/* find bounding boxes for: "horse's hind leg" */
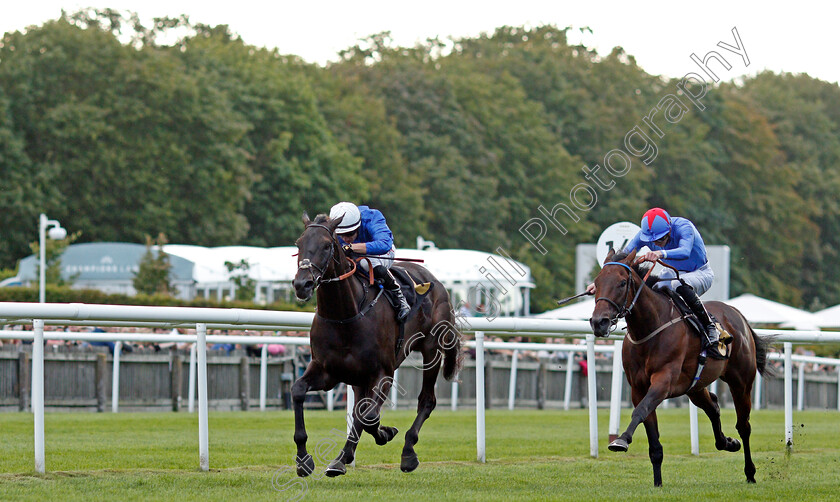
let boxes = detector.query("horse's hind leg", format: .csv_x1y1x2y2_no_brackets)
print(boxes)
400,354,441,473
687,387,741,453
727,376,757,483
291,364,332,477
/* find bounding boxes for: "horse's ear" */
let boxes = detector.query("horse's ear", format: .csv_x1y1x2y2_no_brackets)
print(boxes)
625,249,637,263
302,212,311,227
604,247,616,263
327,213,344,234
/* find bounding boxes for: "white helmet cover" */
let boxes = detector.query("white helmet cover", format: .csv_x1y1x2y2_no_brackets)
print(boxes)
329,202,361,234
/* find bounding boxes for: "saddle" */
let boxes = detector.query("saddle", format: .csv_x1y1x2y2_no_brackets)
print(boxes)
352,262,434,355
385,266,434,357
660,289,732,358
387,266,434,322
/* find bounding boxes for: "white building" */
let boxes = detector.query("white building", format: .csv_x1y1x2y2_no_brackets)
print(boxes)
15,242,535,316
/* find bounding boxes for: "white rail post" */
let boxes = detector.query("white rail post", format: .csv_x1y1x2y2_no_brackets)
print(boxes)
784,342,793,451
197,323,209,471
346,385,355,433
608,340,623,442
451,379,459,411
754,370,762,411
32,319,45,474
112,341,122,413
475,331,486,463
259,344,268,411
346,385,355,467
586,334,598,458
563,350,575,411
508,350,519,410
327,388,335,411
797,362,805,411
390,369,399,410
188,343,196,413
690,402,699,455
836,366,840,412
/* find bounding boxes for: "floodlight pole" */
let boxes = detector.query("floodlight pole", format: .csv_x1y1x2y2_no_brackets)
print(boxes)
39,213,66,303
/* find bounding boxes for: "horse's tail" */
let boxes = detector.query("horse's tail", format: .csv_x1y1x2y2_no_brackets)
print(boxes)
751,326,776,378
441,304,463,381
730,305,776,378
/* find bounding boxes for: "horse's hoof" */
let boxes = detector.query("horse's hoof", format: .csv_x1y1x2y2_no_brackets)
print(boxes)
376,426,399,446
400,453,419,473
325,459,346,477
608,438,629,452
295,454,315,477
725,438,742,452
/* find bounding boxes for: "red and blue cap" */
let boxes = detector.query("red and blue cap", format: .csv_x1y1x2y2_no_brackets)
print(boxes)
640,208,671,241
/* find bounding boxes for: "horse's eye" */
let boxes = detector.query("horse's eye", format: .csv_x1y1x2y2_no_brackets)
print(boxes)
619,280,627,287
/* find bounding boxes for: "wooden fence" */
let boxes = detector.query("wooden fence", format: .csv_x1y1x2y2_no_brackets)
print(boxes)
1,346,837,412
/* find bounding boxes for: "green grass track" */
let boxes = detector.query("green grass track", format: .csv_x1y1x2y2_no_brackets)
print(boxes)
0,409,837,501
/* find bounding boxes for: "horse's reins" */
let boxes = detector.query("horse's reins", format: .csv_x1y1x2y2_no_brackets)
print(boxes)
297,224,382,324
596,258,711,390
594,261,654,332
297,224,358,288
595,259,690,342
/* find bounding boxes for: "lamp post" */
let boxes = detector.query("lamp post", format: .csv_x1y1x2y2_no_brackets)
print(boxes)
38,213,67,303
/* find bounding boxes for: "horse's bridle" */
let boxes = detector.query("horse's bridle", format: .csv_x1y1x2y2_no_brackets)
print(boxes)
297,224,355,289
594,262,646,332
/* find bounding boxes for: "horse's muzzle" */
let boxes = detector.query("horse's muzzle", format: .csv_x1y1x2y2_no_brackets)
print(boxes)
590,316,612,338
293,277,315,301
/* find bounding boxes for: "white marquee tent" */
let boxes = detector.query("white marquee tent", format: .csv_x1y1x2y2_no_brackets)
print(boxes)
726,294,824,330
814,304,840,329
534,292,824,331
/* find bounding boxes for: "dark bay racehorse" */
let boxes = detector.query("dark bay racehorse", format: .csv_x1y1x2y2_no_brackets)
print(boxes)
591,249,772,487
291,213,462,477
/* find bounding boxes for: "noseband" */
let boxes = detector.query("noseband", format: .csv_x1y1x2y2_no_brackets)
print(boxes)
297,224,356,289
594,262,646,332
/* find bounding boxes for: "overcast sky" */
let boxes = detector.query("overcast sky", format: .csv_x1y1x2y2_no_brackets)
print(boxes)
3,1,839,84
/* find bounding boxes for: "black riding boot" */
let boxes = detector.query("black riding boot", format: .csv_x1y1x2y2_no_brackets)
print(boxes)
676,284,725,360
374,265,410,322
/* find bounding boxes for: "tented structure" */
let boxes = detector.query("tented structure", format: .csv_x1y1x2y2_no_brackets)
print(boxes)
726,294,823,330
534,293,823,331
534,298,596,320
14,242,534,315
814,304,840,329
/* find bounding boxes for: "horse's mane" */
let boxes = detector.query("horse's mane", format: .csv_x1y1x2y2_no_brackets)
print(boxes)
609,252,660,289
312,213,330,224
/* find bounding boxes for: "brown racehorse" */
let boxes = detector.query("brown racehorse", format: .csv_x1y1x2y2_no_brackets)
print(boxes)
291,213,462,477
590,249,772,487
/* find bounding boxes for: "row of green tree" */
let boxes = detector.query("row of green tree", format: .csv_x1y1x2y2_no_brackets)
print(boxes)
2,10,838,311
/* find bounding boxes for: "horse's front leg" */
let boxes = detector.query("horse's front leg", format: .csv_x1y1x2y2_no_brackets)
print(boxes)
291,364,330,477
609,371,674,453
326,376,399,478
642,409,664,487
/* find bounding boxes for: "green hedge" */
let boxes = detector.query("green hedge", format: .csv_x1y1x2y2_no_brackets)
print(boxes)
0,286,313,312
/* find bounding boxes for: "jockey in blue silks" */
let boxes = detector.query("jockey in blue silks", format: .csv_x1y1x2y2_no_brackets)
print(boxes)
588,208,724,358
329,202,411,322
